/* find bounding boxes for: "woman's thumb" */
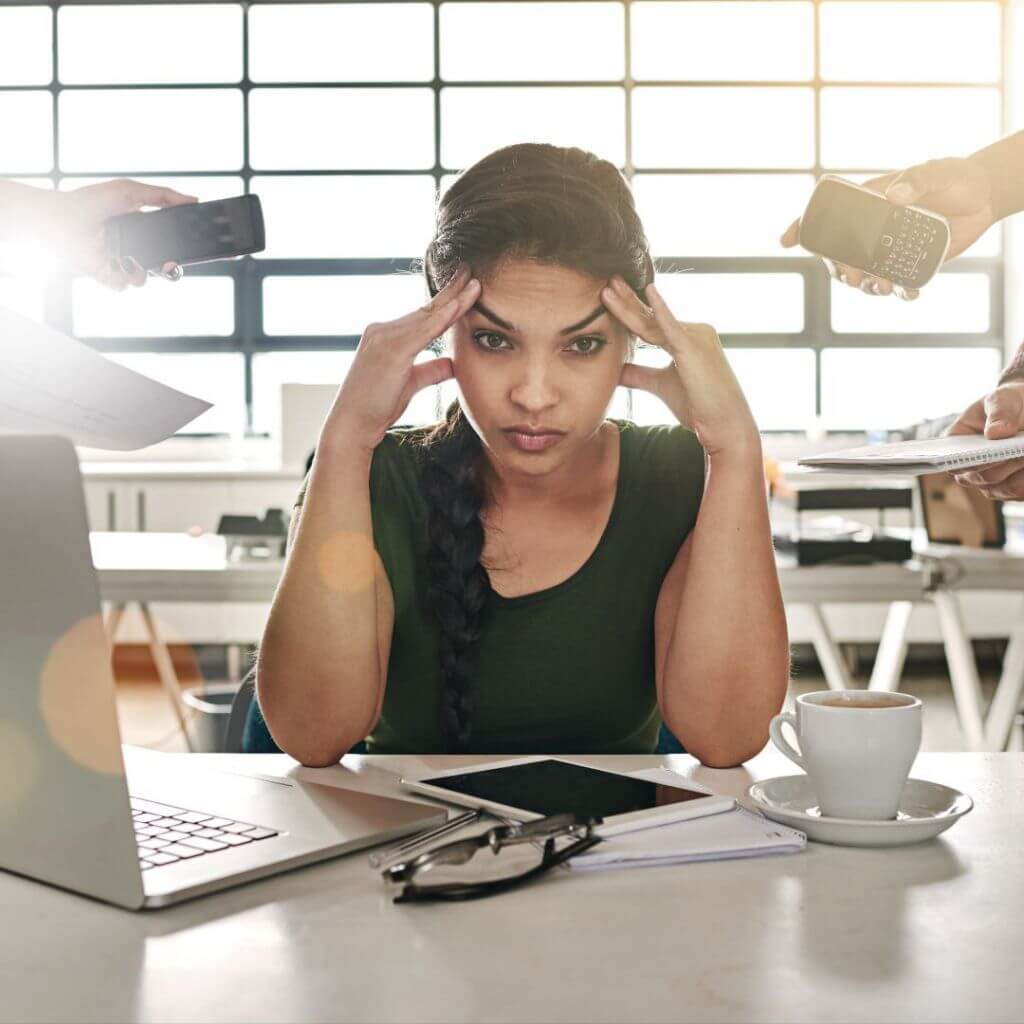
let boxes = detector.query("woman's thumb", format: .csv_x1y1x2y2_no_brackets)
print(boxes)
619,362,662,393
412,356,454,391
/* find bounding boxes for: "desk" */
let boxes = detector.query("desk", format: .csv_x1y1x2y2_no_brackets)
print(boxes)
92,533,1023,751
92,533,280,751
1,748,1021,1024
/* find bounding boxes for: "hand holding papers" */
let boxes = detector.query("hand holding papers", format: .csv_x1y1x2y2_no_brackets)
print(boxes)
0,307,210,450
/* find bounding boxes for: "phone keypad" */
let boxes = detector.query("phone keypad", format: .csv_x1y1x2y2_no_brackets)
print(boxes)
869,207,945,288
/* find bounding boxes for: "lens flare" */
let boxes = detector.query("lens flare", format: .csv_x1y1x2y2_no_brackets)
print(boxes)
38,614,124,776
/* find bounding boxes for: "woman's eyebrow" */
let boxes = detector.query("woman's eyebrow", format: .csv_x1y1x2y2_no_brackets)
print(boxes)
471,302,609,335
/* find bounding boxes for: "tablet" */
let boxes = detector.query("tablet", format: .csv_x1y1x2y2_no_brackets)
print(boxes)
400,757,735,837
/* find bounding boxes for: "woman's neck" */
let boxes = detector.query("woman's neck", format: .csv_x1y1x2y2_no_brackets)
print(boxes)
480,420,618,511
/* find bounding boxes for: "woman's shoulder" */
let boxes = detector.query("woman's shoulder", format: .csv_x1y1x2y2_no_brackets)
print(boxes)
609,417,706,500
293,423,435,510
610,417,704,464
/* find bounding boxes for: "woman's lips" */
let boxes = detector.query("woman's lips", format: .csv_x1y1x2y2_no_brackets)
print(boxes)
504,430,565,453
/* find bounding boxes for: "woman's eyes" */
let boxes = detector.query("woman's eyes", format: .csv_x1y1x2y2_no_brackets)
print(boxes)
472,331,607,357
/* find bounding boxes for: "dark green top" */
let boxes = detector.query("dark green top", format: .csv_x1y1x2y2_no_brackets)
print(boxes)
294,418,705,754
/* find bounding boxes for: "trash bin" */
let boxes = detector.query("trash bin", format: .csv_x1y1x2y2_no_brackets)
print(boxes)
183,683,240,752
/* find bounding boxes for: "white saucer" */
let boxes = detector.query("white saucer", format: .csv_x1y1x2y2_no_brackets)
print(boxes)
746,775,973,848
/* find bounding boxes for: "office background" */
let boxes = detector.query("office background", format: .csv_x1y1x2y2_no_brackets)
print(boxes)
1,0,1022,750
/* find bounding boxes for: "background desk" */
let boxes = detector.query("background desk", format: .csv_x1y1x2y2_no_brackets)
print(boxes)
1,748,1020,1024
92,533,1024,751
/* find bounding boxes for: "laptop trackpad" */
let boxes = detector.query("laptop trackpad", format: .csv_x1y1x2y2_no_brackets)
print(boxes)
123,746,443,842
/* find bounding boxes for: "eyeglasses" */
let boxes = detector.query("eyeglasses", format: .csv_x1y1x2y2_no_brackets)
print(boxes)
380,812,603,904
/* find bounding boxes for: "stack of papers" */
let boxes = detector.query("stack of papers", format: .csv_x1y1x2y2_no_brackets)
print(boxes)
568,805,806,871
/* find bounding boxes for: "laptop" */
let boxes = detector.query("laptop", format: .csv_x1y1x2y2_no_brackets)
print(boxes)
0,434,445,910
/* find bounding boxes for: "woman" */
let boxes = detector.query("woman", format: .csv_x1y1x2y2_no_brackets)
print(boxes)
254,143,789,764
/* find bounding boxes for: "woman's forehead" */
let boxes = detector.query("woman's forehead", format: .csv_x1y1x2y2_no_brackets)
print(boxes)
476,259,607,321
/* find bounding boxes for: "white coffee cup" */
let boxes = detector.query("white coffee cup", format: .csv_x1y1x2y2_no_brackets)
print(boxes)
768,690,922,820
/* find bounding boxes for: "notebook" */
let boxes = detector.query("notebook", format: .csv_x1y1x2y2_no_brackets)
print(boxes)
566,805,806,871
798,434,1024,476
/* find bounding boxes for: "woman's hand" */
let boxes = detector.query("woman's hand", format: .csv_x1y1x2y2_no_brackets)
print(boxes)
779,157,997,301
320,263,481,454
601,275,760,460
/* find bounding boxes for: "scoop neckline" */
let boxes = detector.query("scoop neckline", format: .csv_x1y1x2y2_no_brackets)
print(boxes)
489,419,632,609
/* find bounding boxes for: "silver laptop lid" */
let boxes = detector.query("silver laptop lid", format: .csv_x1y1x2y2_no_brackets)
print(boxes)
0,434,143,909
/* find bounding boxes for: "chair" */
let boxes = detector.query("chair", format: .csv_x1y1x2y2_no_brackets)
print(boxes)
224,665,686,755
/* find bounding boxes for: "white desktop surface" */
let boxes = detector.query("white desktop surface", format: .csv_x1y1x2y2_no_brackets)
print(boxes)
1,748,1022,1024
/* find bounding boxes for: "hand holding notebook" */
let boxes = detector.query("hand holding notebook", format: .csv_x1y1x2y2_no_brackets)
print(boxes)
798,434,1024,475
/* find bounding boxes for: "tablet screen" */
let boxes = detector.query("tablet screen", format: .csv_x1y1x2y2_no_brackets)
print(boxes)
420,759,708,818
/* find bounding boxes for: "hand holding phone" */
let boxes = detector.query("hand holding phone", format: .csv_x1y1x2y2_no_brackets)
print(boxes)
104,194,265,276
781,157,997,299
34,178,197,289
795,174,951,291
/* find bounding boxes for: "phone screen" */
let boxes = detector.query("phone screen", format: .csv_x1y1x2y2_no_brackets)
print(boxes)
109,195,264,269
800,179,893,267
420,759,709,818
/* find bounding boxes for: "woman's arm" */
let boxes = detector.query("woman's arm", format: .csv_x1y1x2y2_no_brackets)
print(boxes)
657,441,789,767
602,275,789,767
257,438,393,766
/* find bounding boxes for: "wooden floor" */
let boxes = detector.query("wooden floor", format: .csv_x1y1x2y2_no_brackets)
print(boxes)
113,655,1013,755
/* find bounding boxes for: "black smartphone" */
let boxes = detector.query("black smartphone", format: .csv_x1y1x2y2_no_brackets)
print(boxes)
798,175,951,289
104,194,265,271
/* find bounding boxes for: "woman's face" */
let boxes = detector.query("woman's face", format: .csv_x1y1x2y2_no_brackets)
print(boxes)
446,256,631,484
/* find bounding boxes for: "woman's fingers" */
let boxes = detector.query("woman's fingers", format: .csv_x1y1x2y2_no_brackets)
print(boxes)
601,277,668,347
383,267,479,353
644,281,683,338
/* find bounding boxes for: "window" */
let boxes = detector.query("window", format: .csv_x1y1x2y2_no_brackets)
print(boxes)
0,1,1006,436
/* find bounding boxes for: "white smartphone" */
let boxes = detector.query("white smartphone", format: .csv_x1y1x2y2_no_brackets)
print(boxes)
400,757,735,837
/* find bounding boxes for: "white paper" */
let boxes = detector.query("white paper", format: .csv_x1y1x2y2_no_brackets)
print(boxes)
0,306,211,450
568,805,806,871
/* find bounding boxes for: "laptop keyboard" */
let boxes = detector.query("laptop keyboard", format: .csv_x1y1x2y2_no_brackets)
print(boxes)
130,796,279,871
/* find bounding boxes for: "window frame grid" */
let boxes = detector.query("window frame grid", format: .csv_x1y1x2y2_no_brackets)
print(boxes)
0,0,1007,435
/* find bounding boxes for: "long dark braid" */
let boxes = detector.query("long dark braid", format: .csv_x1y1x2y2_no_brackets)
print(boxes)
419,402,492,751
413,143,655,752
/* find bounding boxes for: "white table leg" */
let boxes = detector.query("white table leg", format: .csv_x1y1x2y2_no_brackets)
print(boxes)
804,605,854,691
1008,718,1024,751
138,602,195,753
869,601,914,693
983,611,1024,752
932,590,988,751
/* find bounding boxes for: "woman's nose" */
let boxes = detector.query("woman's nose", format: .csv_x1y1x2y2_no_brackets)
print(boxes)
508,357,560,410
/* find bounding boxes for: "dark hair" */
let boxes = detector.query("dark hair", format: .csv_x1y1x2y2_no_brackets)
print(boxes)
414,143,654,752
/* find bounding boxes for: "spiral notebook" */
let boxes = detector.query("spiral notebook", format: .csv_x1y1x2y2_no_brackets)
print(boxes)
798,434,1024,476
567,805,806,871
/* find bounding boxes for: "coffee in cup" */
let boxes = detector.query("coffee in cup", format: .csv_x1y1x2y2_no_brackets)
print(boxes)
769,690,922,820
819,695,909,710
